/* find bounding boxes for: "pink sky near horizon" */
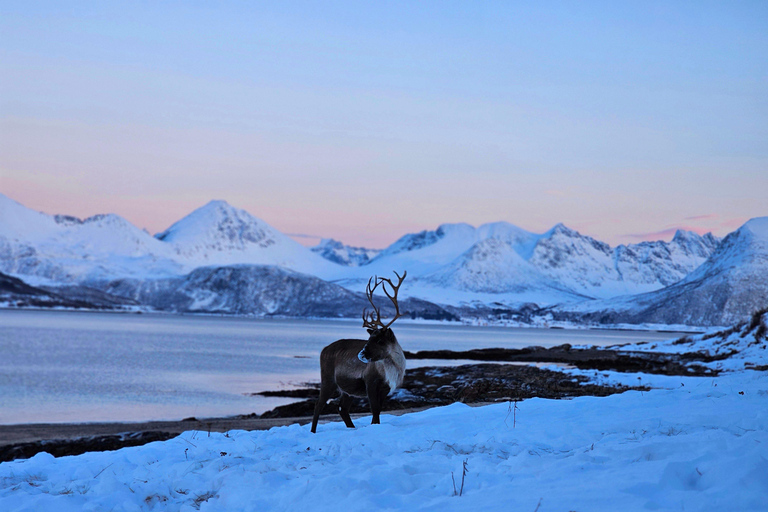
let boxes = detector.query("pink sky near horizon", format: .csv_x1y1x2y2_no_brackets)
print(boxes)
0,183,753,250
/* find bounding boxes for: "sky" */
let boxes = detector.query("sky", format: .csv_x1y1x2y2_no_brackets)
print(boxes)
1,1,766,248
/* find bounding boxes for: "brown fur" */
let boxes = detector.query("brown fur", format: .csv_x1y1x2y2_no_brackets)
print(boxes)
310,328,406,433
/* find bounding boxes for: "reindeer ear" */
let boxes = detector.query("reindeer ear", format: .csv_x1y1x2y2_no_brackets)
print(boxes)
367,328,375,335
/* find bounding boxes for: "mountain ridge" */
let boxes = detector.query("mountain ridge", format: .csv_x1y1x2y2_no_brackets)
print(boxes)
3,193,763,327
548,217,768,326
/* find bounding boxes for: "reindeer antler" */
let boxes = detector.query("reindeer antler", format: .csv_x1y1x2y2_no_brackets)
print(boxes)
362,270,407,330
362,276,384,329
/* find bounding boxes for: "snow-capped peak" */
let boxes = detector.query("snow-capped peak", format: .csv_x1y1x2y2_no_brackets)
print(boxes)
155,200,277,249
560,217,768,327
371,221,540,266
0,195,181,283
739,216,768,240
0,193,61,240
154,200,341,276
310,238,380,266
690,216,768,273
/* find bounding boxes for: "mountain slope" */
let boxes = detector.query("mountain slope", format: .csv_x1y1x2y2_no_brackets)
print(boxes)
528,224,719,298
1,193,741,324
103,264,455,319
552,217,768,327
422,237,583,298
310,239,380,266
354,221,719,305
0,196,340,284
528,224,620,296
0,194,181,283
0,271,128,309
155,201,341,277
614,230,721,288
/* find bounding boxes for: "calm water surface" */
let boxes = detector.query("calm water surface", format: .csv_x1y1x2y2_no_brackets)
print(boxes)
0,310,688,424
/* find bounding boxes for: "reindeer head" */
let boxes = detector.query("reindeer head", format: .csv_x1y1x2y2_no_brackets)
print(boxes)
358,271,406,364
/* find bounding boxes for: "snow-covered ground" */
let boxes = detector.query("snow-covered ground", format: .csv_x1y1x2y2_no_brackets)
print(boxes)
1,318,766,511
1,372,765,511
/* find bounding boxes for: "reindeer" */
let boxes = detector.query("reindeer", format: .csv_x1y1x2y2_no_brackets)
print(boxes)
310,271,407,433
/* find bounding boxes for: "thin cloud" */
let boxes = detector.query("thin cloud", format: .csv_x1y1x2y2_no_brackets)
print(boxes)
685,214,718,221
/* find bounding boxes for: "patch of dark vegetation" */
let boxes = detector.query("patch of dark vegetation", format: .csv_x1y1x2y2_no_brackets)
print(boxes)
0,431,176,463
745,308,768,342
703,326,737,340
755,322,767,342
747,307,768,332
673,336,694,345
256,363,648,420
402,345,720,376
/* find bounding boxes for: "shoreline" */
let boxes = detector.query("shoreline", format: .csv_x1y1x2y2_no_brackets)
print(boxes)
0,343,717,463
0,408,438,463
0,306,708,333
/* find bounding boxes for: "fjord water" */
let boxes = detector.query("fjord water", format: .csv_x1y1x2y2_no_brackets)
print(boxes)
0,310,687,425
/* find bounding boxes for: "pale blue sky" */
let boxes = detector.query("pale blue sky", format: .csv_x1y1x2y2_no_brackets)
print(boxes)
1,1,766,247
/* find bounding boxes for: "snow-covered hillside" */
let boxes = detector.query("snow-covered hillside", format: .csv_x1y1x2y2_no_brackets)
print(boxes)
310,238,380,266
551,217,768,327
614,230,721,288
339,220,719,306
2,322,766,511
528,224,719,298
156,201,340,277
363,222,540,277
102,264,454,319
0,196,338,285
0,194,181,284
421,237,583,300
5,193,761,326
105,265,368,317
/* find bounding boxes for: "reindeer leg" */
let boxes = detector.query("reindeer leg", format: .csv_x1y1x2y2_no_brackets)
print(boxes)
311,380,335,433
338,393,356,428
368,382,391,425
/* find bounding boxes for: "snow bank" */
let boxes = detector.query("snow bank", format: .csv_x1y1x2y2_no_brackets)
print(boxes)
2,369,767,511
615,312,768,372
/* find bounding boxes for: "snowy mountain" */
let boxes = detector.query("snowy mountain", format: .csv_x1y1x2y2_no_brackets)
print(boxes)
551,217,768,327
346,221,719,305
614,230,721,287
419,237,586,305
354,222,540,279
310,238,380,266
0,193,181,284
527,224,619,295
329,222,558,306
0,196,342,285
104,265,366,316
528,224,720,298
3,192,753,326
103,264,455,319
155,201,340,277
